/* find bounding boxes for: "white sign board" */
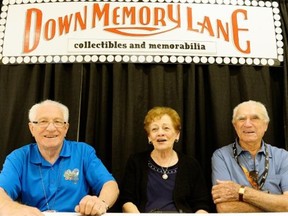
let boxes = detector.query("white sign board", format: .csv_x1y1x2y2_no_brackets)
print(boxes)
0,0,284,65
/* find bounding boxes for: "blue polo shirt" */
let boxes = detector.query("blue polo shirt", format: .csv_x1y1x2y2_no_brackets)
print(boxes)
0,139,115,212
211,140,288,194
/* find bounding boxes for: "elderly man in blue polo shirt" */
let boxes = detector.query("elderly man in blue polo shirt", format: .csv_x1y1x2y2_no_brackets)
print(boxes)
211,100,288,212
0,99,119,216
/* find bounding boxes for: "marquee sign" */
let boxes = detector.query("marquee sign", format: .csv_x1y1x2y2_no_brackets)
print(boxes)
0,0,284,65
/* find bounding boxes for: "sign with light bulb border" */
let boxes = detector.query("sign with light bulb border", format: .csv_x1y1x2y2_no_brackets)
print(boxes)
0,0,284,65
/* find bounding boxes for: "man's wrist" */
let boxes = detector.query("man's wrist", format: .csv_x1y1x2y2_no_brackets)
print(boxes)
101,199,109,210
239,185,245,201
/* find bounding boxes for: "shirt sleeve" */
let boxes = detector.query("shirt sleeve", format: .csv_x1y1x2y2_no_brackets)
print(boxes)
84,146,115,195
278,149,288,192
0,151,23,199
211,148,233,185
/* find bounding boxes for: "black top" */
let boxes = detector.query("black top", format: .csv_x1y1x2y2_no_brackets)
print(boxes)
119,150,210,212
145,158,178,212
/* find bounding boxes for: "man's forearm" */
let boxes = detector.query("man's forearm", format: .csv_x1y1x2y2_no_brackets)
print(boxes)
216,201,262,213
243,187,288,212
0,188,13,210
0,187,44,216
98,181,119,209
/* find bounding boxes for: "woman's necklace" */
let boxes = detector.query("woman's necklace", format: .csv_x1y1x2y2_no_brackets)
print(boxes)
161,167,169,180
156,151,174,180
38,158,62,212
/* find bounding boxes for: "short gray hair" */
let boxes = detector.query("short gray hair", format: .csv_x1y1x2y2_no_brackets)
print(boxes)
232,100,270,124
29,99,69,122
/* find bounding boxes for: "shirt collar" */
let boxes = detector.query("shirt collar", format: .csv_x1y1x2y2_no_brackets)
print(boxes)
235,138,267,156
30,139,71,165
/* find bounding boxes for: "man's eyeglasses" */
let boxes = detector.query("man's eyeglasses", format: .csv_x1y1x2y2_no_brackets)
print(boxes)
32,120,67,128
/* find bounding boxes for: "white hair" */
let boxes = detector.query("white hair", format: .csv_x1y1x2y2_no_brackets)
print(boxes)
232,100,270,124
28,99,69,122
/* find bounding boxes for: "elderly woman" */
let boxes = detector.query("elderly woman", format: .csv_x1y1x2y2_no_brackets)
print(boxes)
119,106,210,213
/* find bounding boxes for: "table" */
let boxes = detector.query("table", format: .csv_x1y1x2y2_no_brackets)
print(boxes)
43,213,288,216
44,213,80,216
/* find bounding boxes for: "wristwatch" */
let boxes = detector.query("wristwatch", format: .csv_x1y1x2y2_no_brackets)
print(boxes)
239,185,245,201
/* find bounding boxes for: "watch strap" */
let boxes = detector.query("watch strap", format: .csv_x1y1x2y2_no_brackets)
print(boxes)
239,185,245,201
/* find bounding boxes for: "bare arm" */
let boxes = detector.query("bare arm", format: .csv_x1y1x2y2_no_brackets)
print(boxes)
75,180,119,215
195,209,209,213
242,186,288,212
216,201,262,212
212,180,288,212
122,202,140,213
98,180,119,209
0,187,44,216
212,180,262,212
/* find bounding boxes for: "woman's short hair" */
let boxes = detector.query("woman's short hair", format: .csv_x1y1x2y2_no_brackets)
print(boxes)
144,106,181,134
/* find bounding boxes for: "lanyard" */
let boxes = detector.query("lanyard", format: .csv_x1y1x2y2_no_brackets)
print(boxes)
232,142,269,190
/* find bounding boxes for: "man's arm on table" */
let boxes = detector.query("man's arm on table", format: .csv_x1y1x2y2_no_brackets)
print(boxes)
213,180,288,212
240,186,288,212
0,187,44,216
216,201,262,212
98,180,119,209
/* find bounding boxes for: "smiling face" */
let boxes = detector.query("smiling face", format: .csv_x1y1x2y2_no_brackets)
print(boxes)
29,103,69,153
148,114,180,151
233,103,268,147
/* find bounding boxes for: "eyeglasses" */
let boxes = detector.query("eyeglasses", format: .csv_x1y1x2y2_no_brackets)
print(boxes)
32,120,67,128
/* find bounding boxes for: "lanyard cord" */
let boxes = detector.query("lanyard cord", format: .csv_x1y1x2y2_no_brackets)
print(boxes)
232,142,269,190
38,159,62,212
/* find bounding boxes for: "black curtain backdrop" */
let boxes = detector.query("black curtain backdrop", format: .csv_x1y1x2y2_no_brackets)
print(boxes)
0,0,287,213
